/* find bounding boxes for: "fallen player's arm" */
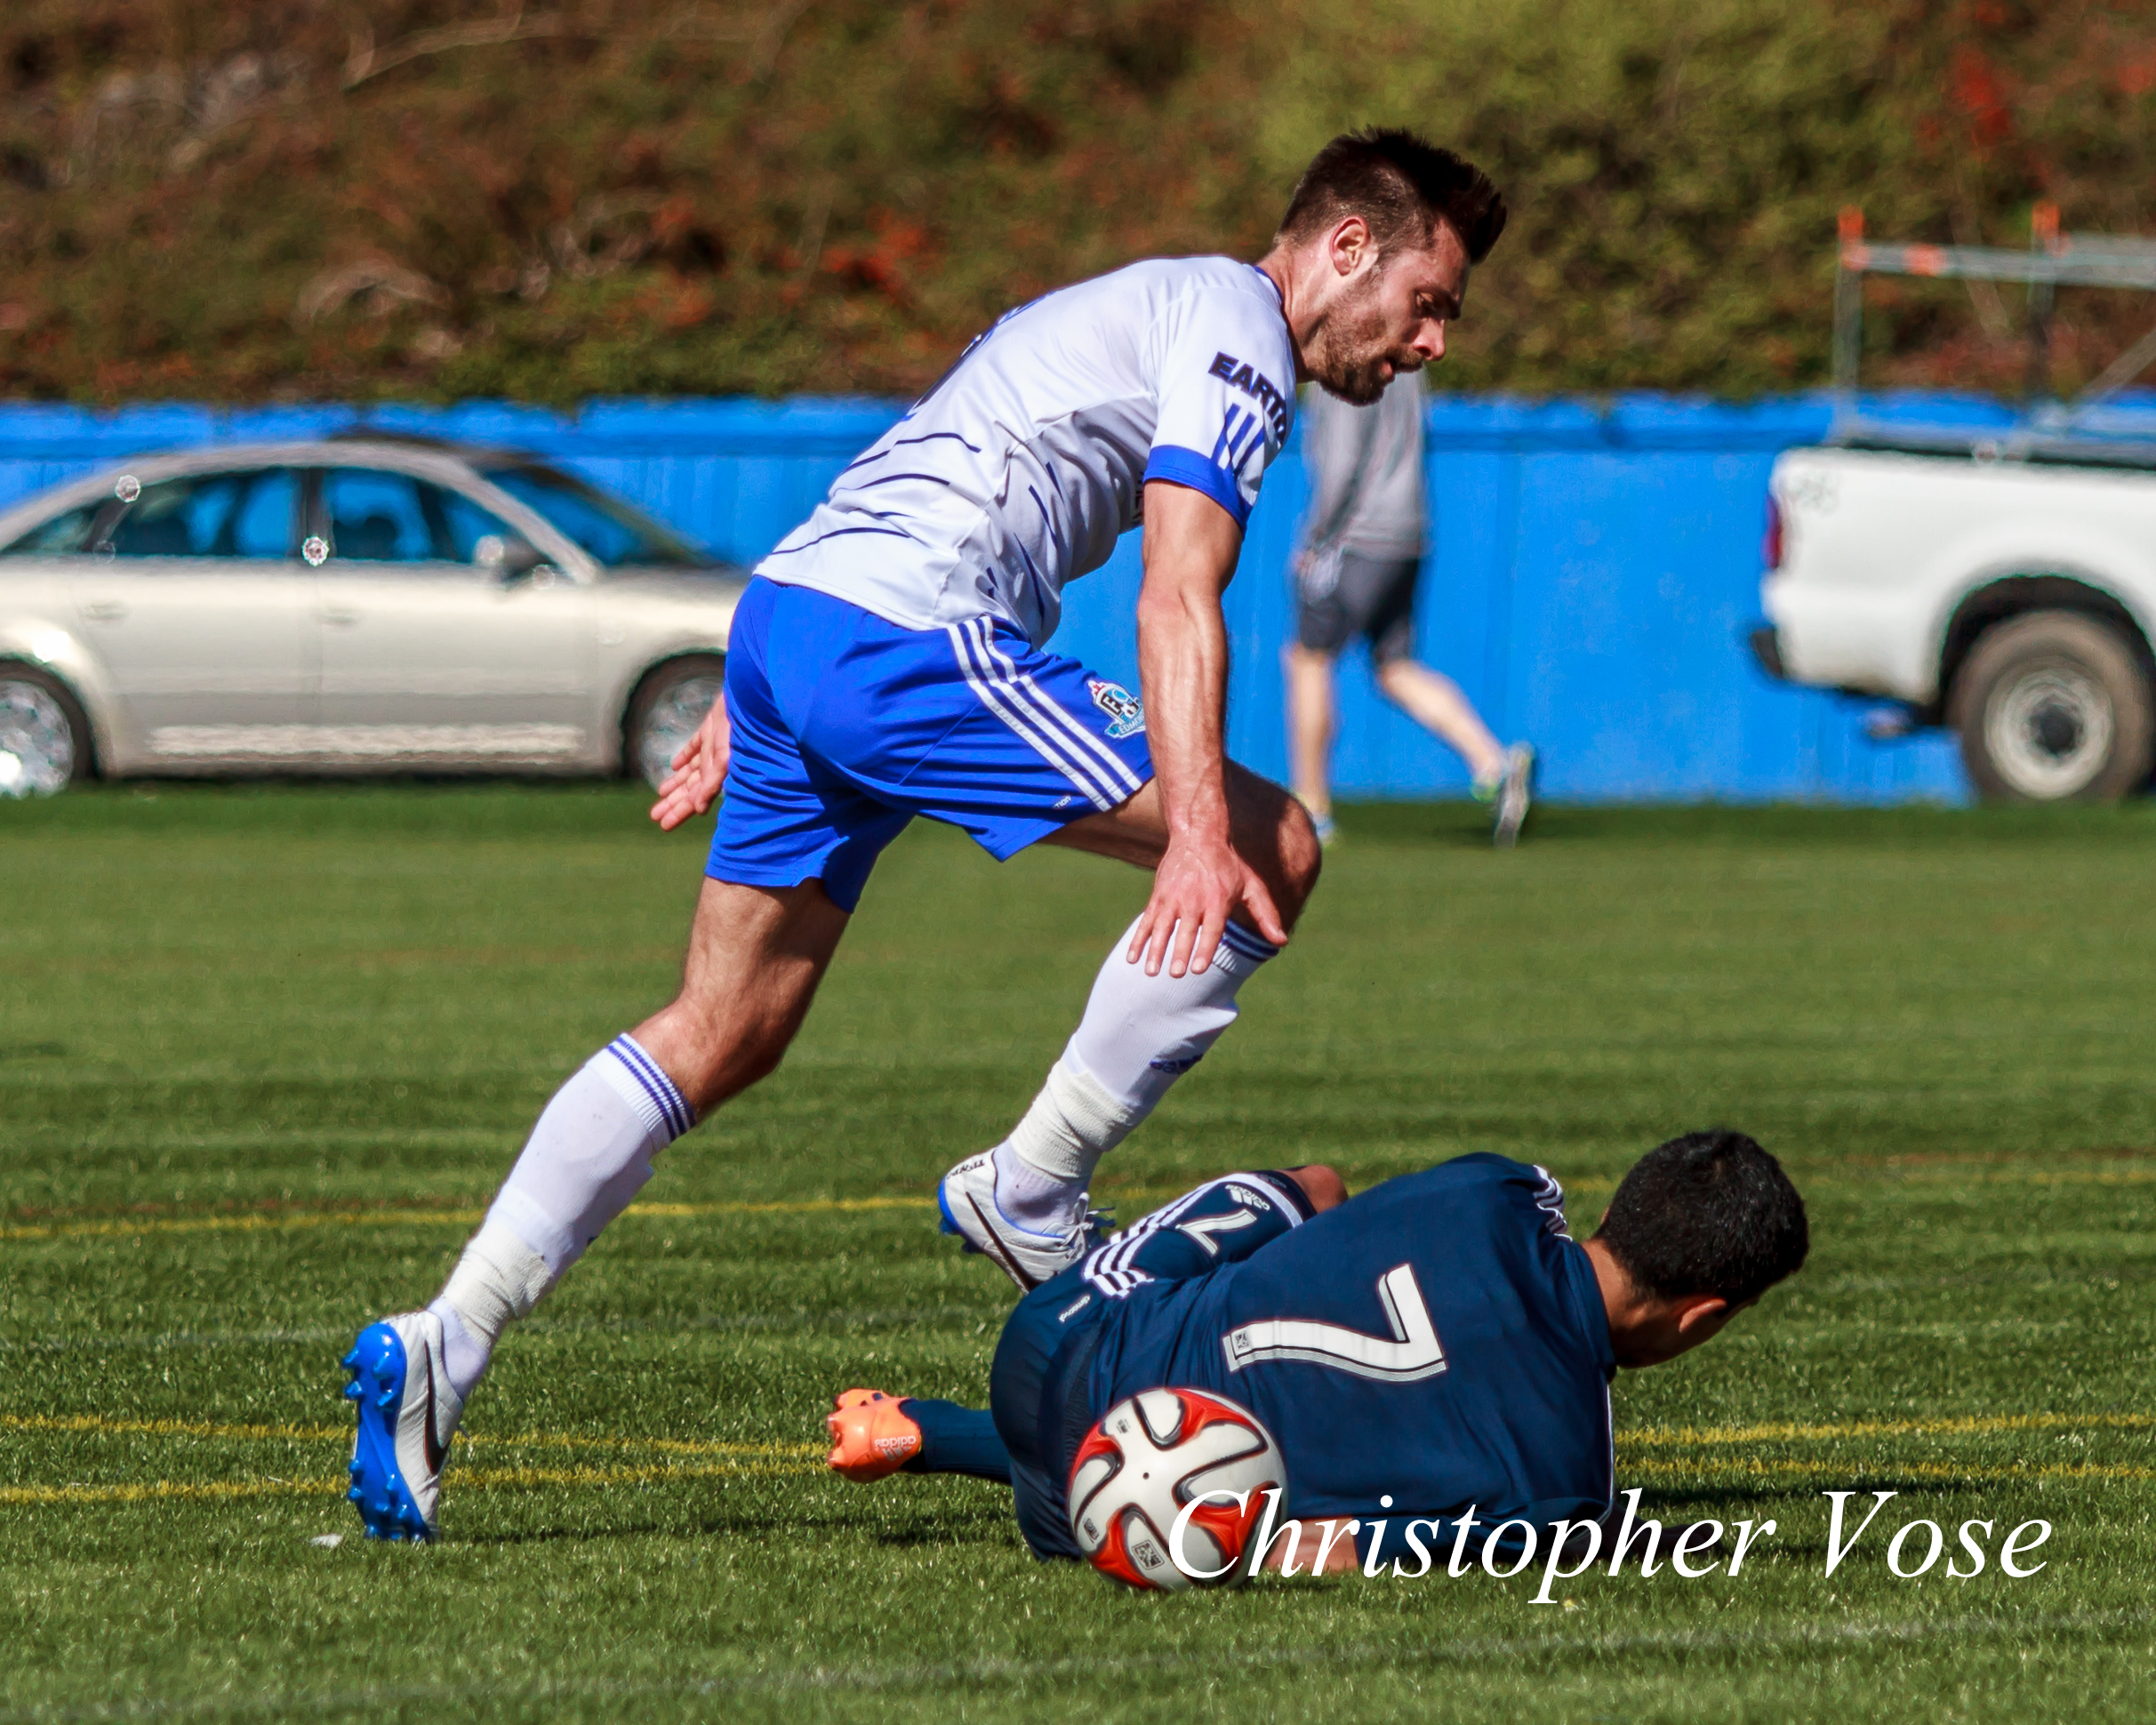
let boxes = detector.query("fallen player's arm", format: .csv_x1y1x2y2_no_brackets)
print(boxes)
1129,479,1286,979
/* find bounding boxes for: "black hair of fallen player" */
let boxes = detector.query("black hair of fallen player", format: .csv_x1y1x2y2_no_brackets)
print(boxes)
1592,1129,1808,1308
1275,128,1507,266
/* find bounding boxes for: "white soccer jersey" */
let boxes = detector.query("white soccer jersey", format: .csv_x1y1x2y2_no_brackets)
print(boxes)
756,256,1298,646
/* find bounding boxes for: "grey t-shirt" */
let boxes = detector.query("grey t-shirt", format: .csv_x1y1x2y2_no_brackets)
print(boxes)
1294,371,1426,563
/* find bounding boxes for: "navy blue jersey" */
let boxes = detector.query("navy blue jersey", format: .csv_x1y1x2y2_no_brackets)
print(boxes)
1086,1155,1615,1565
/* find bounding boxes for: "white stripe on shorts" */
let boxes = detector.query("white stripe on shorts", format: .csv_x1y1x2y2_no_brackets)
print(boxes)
947,620,1122,810
971,625,1145,803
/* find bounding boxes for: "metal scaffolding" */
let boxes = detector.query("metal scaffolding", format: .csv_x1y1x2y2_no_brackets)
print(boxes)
1832,204,2156,430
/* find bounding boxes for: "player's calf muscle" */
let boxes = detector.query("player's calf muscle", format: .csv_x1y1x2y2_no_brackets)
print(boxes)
640,878,848,1109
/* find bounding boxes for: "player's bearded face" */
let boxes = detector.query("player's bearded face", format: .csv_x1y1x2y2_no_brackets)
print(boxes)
1310,259,1427,405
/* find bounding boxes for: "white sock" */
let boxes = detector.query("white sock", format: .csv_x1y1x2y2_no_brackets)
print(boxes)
995,915,1278,1227
429,1033,693,1400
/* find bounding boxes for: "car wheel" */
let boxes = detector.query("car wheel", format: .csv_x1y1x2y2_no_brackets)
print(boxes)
625,654,726,790
0,664,93,797
1950,610,2155,803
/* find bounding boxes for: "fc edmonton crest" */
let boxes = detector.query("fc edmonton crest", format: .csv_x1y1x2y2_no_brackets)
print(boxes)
1086,678,1146,740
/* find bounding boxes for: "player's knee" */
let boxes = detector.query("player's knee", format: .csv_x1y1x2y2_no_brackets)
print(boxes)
1277,797,1323,909
1282,1164,1347,1214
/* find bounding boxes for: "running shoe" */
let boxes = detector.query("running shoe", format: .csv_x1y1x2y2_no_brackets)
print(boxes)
341,1311,464,1543
1491,742,1536,849
937,1150,1109,1290
826,1388,923,1481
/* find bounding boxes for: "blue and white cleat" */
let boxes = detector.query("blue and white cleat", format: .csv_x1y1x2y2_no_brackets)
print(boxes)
341,1311,465,1543
937,1150,1110,1290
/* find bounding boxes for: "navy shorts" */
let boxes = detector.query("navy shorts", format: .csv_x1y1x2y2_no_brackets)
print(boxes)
988,1170,1315,1561
708,579,1155,912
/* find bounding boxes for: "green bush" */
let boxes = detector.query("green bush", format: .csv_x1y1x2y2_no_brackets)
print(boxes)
0,0,2150,401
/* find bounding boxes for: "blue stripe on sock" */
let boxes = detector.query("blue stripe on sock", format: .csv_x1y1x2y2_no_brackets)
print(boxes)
1220,922,1280,964
607,1036,692,1140
627,1039,693,1139
606,1043,679,1137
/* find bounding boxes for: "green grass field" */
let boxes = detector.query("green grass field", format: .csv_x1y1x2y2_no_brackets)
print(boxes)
5,786,2156,1721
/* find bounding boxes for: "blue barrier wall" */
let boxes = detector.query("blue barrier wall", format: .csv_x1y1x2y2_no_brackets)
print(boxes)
0,392,2040,803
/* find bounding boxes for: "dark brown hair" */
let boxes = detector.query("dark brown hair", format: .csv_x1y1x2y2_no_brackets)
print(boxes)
1276,127,1507,265
1594,1128,1809,1306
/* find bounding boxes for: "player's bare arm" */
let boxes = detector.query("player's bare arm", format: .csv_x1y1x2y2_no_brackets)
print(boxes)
1125,480,1285,978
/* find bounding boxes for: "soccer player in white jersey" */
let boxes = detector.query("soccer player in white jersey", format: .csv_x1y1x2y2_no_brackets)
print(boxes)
341,129,1509,1542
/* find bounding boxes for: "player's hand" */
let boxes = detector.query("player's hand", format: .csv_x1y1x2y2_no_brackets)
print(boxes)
1127,830,1286,979
648,691,732,830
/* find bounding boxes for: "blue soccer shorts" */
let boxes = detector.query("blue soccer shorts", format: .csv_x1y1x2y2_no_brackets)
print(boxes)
708,577,1156,912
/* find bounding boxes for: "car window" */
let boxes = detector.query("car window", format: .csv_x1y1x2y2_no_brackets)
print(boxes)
4,500,108,556
432,487,520,562
324,469,437,562
223,471,300,557
482,464,701,567
324,469,521,564
3,469,298,559
105,470,299,558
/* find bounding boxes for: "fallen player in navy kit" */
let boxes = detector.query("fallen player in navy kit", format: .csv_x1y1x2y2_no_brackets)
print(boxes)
827,1130,1807,1575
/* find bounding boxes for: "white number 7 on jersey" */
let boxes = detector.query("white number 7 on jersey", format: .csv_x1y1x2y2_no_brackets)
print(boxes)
1219,1263,1448,1384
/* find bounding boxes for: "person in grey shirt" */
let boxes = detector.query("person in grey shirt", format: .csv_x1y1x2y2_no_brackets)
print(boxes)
1287,370,1534,845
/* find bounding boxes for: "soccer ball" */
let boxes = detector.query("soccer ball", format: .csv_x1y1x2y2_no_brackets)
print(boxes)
1067,1387,1286,1592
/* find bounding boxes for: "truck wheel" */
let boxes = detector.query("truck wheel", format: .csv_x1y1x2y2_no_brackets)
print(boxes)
625,654,725,790
1950,610,2155,803
0,663,93,796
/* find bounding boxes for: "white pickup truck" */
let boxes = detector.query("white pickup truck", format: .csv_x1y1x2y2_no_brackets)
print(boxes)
1755,219,2156,802
1755,428,2156,802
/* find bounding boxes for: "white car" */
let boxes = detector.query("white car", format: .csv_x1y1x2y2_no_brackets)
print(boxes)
1757,429,2156,801
0,434,743,795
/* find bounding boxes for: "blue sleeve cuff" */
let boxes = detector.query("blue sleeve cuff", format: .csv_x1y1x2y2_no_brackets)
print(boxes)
1142,446,1252,530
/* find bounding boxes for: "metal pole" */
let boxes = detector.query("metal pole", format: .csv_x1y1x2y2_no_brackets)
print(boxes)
1833,206,1865,425
2026,200,2059,405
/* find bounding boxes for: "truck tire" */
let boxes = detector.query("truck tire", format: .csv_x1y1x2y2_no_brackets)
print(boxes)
624,654,725,790
0,662,94,796
1949,610,2155,803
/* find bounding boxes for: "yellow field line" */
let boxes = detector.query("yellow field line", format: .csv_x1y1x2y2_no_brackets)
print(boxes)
1625,1456,2156,1485
11,1405,2148,1477
0,1411,822,1460
12,1159,2156,1245
0,1457,819,1510
0,1195,934,1243
1619,1410,2156,1448
6,1454,2145,1513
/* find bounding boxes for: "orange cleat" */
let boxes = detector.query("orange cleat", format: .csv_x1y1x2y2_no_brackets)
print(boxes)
826,1387,923,1481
